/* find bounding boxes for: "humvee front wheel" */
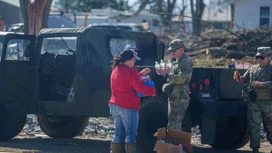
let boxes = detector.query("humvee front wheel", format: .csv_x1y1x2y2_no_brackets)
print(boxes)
37,115,89,138
137,96,168,153
209,115,249,149
0,105,26,141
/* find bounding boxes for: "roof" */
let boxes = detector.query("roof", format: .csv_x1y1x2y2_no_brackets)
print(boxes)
38,27,86,36
0,0,20,7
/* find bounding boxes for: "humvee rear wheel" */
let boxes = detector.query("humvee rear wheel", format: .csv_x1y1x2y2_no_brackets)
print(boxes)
37,115,89,138
209,115,249,149
0,105,26,141
137,96,168,153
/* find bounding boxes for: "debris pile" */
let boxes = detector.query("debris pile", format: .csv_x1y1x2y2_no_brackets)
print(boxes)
23,115,268,143
161,27,272,59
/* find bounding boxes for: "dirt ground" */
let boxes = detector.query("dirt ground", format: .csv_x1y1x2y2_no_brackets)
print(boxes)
0,134,271,153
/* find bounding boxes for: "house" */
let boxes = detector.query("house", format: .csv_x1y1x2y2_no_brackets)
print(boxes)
172,6,231,35
0,0,22,28
227,0,271,31
75,8,162,33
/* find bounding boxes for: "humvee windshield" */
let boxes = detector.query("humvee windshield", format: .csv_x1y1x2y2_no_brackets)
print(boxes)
41,37,77,55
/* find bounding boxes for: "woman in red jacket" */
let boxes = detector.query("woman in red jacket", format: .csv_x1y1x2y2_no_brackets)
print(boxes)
109,49,156,153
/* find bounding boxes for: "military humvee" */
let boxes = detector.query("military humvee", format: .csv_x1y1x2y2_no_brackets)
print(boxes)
0,27,248,153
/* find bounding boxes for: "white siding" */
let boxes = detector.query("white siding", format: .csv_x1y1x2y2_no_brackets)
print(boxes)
234,0,272,30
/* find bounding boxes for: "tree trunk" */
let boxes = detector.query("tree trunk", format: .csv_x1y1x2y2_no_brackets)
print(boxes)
19,0,29,35
191,0,205,36
180,0,187,32
230,4,234,32
20,0,52,35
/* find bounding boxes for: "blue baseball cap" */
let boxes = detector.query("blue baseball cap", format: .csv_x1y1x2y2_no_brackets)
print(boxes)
124,44,140,52
121,49,141,60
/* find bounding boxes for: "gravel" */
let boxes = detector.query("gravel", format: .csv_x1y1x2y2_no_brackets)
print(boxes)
23,115,267,142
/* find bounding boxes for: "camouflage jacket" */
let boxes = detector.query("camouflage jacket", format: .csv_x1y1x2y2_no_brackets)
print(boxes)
167,53,193,98
241,63,272,88
241,63,272,100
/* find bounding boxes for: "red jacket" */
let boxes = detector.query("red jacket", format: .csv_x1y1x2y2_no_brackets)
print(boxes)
109,64,156,110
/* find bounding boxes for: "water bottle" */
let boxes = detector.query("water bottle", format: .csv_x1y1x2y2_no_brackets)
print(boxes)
155,61,160,70
136,75,154,97
160,60,165,70
166,60,172,69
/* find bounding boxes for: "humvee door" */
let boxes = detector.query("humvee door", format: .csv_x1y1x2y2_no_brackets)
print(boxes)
0,34,36,111
35,27,161,117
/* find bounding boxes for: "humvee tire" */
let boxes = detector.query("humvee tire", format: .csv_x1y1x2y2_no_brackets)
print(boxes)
137,96,168,153
37,115,89,138
209,115,249,149
0,105,26,141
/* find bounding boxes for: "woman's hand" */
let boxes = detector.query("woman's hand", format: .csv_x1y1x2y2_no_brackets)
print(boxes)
140,68,151,75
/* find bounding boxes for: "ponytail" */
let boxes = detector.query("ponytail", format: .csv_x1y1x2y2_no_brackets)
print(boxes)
111,56,121,70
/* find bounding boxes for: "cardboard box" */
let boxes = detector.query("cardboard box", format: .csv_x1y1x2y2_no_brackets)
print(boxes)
153,140,182,153
154,127,192,153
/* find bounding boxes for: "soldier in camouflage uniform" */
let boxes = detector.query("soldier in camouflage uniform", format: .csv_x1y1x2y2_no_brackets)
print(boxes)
156,39,193,131
239,47,272,153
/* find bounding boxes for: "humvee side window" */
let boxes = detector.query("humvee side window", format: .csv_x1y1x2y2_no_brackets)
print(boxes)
110,39,136,56
6,39,30,61
41,37,77,55
0,42,3,56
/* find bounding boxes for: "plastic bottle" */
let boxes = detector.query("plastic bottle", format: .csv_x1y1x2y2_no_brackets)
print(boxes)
166,60,172,69
136,75,154,97
160,60,165,70
155,61,160,70
141,75,151,82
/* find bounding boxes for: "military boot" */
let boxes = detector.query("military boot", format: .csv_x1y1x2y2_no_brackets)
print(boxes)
252,147,259,153
110,143,122,153
125,143,136,153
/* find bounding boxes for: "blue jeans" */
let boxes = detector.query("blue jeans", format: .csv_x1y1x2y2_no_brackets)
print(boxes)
109,104,138,144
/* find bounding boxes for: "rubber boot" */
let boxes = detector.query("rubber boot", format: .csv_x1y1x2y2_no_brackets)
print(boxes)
110,143,122,153
252,147,259,153
125,143,136,153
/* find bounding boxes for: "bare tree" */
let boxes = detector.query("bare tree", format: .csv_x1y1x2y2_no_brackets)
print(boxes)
190,0,205,36
133,0,177,32
177,0,188,31
20,0,53,35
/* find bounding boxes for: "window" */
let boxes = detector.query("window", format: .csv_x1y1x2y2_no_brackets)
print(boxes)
41,37,77,55
6,39,30,61
109,39,136,56
152,19,160,26
260,7,270,26
0,42,3,56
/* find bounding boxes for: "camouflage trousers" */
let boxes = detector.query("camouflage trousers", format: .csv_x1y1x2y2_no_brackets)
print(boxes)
247,101,272,148
167,98,189,130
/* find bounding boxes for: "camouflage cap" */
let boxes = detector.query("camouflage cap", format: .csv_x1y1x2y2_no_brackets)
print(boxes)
167,39,185,52
255,47,272,57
